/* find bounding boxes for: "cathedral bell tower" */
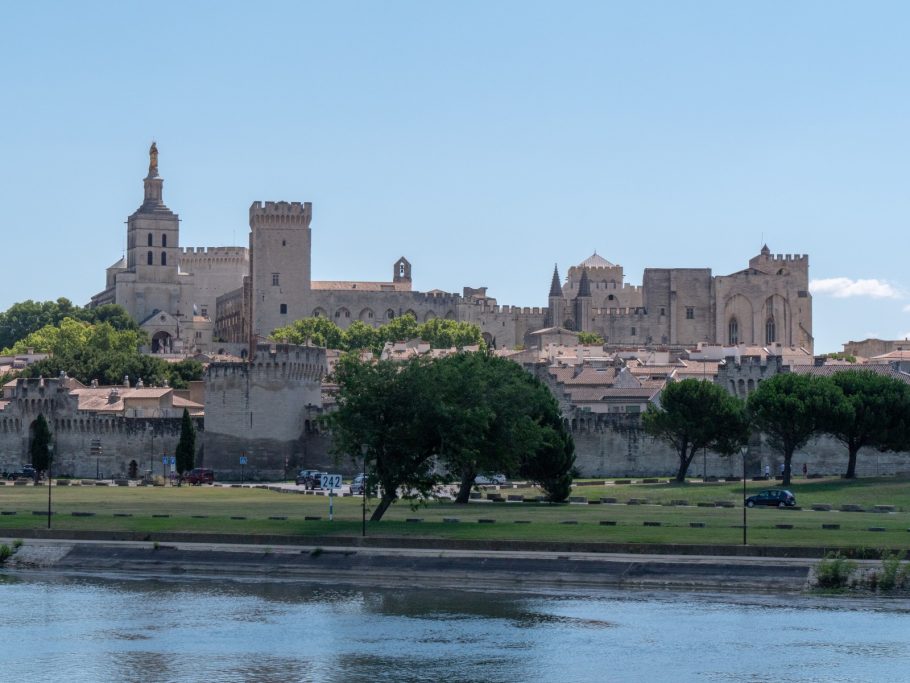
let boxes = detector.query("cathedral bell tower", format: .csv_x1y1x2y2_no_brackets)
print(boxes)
574,268,592,332
547,264,564,328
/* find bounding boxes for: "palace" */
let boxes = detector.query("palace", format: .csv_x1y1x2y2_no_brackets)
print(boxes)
91,145,813,356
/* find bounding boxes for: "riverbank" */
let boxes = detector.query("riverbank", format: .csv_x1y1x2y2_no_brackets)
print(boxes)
1,536,816,592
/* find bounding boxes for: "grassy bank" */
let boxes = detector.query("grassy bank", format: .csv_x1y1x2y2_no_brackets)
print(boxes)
0,477,908,549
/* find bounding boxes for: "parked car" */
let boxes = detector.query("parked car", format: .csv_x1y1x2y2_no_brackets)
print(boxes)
350,473,366,495
474,473,507,485
184,468,215,485
6,465,37,480
745,489,797,508
295,469,324,489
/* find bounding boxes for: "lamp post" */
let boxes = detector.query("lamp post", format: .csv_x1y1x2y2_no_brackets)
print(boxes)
47,443,53,530
741,445,748,545
361,444,368,538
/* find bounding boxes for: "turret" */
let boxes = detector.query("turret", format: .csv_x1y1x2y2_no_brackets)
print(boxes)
574,268,592,332
547,264,564,328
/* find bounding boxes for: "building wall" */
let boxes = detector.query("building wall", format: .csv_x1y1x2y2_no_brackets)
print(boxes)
178,246,249,321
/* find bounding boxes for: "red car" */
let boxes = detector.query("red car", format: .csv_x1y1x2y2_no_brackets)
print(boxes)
184,468,215,485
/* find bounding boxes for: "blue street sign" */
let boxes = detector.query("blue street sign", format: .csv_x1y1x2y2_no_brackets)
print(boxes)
239,456,248,465
162,456,168,465
170,456,176,466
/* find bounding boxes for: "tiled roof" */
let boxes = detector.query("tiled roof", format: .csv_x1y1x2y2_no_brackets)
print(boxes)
311,281,411,292
564,367,617,385
788,365,910,384
568,387,660,402
577,252,615,269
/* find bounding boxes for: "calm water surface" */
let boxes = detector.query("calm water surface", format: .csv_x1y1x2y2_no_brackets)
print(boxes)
0,572,908,682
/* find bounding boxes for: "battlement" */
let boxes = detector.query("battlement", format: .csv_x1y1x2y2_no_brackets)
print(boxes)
473,303,545,316
763,253,808,263
206,343,326,383
249,201,313,228
179,246,249,258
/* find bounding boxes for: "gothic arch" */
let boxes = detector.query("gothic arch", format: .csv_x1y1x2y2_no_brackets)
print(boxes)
404,309,418,320
358,308,375,322
444,311,456,320
762,294,790,346
424,311,437,322
312,308,328,318
723,294,753,345
334,307,351,320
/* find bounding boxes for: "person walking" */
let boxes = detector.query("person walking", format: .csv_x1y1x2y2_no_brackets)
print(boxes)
802,463,808,478
764,464,770,479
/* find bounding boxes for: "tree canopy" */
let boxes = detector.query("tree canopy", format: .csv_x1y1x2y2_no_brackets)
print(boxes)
16,318,203,389
824,370,910,479
0,299,136,351
30,414,52,473
576,332,605,345
324,351,576,520
175,408,197,477
643,379,750,482
747,373,850,486
270,314,485,356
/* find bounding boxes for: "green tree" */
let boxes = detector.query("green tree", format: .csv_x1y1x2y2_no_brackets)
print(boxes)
175,408,196,478
431,352,574,503
324,354,442,521
377,314,421,347
270,317,345,349
747,373,850,486
30,413,52,474
343,320,381,353
418,318,485,349
643,379,750,482
824,370,910,479
577,331,605,345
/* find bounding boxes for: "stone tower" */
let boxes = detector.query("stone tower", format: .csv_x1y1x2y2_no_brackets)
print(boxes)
574,268,592,332
249,201,313,342
547,264,564,328
393,256,412,284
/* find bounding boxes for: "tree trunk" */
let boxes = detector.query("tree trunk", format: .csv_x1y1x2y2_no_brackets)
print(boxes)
844,444,859,479
454,469,475,504
675,446,695,483
370,495,394,522
782,451,793,487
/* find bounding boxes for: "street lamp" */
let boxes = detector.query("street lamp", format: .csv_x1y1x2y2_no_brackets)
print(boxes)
361,444,369,538
47,442,54,530
741,445,748,545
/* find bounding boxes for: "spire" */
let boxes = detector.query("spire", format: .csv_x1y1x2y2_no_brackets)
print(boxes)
760,243,770,256
548,264,563,297
577,268,591,297
141,142,167,210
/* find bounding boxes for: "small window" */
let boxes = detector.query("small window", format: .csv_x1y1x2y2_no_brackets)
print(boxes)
686,307,694,320
280,304,287,315
386,309,395,319
766,317,776,345
660,307,666,316
272,273,280,286
631,327,636,336
608,294,615,301
282,240,286,246
161,252,167,266
729,318,739,345
162,234,167,248
147,251,153,265
200,307,208,317
147,233,153,247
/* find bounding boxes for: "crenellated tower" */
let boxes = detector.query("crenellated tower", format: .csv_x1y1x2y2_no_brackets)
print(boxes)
574,268,592,332
546,264,564,328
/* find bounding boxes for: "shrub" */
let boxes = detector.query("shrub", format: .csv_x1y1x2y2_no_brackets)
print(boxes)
12,539,22,549
814,552,856,589
878,551,909,592
0,544,11,563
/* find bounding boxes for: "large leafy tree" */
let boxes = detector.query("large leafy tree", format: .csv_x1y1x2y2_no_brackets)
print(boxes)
271,316,346,350
30,414,52,474
747,373,850,486
0,299,136,351
643,379,750,482
825,370,910,479
325,355,443,521
432,352,574,503
175,408,196,477
418,318,484,350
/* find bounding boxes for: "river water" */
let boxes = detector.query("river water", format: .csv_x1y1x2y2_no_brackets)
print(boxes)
0,573,907,682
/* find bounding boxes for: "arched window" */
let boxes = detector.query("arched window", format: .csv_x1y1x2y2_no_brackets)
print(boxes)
386,309,395,320
728,318,739,345
147,233,153,247
162,234,167,248
765,317,776,344
399,263,405,277
147,251,153,265
161,251,167,266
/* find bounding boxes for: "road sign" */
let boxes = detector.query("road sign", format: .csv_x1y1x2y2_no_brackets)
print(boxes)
320,473,342,490
239,456,248,465
170,456,176,466
162,456,168,465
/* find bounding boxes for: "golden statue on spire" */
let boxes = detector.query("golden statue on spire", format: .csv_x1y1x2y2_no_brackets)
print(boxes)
148,141,158,176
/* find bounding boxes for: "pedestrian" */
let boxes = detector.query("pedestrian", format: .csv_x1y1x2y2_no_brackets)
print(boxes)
779,463,785,477
764,464,770,479
802,463,808,478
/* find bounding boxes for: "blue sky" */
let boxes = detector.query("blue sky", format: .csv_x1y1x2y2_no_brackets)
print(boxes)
1,1,908,353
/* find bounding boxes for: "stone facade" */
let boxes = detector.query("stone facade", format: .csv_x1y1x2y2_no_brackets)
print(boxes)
202,343,326,479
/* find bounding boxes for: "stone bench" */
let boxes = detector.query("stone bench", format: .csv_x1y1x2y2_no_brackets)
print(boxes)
627,498,648,505
152,514,170,518
115,480,129,487
600,497,618,504
269,516,288,521
724,477,741,482
191,515,208,518
696,502,715,508
405,518,423,523
568,496,588,504
715,501,735,508
13,481,28,486
599,520,617,526
507,495,524,502
56,479,70,486
469,492,482,500
840,504,865,512
868,527,886,532
560,520,578,525
477,519,496,524
31,511,52,515
643,521,661,527
71,511,95,517
872,505,896,513
641,478,660,484
230,516,247,520
811,504,832,511
668,499,689,506
113,513,132,517
822,524,840,530
689,522,706,528
1,511,16,515
304,516,322,521
94,482,109,487
513,520,531,524
613,479,631,485
774,524,793,529
443,518,460,523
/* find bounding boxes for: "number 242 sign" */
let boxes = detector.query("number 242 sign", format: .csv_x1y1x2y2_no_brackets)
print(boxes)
320,474,342,490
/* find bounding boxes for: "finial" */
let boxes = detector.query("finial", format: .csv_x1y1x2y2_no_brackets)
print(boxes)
148,141,159,177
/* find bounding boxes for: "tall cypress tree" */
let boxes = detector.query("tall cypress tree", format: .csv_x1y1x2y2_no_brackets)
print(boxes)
30,414,52,473
175,408,196,477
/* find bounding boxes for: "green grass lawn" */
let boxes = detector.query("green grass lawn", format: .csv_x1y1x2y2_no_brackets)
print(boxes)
0,477,908,549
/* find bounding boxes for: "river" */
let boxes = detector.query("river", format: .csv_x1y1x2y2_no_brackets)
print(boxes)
0,573,907,682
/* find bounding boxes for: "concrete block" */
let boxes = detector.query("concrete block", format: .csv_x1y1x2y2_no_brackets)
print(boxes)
811,504,832,511
868,527,886,532
872,505,896,513
600,497,618,504
71,511,95,517
840,504,865,512
268,516,287,520
477,519,496,524
442,518,460,523
774,524,793,529
560,520,578,525
152,514,169,518
689,522,706,528
599,520,617,526
643,521,661,527
304,516,322,521
822,524,840,530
